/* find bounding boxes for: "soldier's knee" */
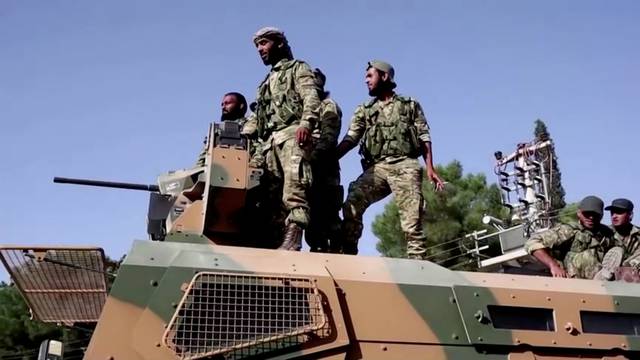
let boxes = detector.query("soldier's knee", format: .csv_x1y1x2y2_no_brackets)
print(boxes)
347,181,360,194
343,191,368,218
286,207,310,228
342,201,357,220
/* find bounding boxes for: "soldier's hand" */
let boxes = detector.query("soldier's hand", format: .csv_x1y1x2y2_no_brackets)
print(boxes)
550,264,568,278
296,126,311,146
427,168,445,192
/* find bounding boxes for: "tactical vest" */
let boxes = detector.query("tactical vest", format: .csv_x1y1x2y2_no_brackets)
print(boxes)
360,96,422,162
255,60,304,139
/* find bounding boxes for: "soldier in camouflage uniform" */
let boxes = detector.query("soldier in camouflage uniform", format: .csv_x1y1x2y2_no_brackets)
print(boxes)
593,199,640,281
242,27,321,251
195,92,249,167
525,195,614,279
336,61,445,258
607,199,640,265
305,68,343,253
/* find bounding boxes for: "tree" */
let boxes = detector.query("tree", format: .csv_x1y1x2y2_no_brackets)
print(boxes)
0,282,76,359
373,160,506,269
558,202,578,223
0,255,122,358
534,119,566,218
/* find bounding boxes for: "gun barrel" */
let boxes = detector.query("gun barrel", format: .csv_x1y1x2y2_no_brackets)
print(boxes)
53,177,159,192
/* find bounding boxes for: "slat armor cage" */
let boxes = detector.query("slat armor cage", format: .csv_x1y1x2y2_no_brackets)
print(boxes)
0,246,108,324
164,272,327,360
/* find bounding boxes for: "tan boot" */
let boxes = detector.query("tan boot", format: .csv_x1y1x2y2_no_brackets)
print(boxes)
279,223,303,251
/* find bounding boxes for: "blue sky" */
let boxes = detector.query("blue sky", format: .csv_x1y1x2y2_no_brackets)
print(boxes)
1,1,639,281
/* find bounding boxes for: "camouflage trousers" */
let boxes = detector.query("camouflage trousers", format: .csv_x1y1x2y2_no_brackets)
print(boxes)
342,158,426,256
564,249,603,279
306,160,343,252
263,136,312,228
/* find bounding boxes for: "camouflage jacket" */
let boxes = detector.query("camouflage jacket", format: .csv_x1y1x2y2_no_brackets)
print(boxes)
342,94,431,164
311,98,342,161
195,118,246,167
525,222,614,279
244,58,321,146
611,224,640,266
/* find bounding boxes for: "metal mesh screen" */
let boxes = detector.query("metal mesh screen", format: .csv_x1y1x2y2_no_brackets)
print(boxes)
0,246,108,323
164,272,327,360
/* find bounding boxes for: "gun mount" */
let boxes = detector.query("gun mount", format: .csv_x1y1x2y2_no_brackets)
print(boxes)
53,121,266,245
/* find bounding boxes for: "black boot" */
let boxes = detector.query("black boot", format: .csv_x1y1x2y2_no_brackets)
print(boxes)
341,241,358,255
279,223,303,251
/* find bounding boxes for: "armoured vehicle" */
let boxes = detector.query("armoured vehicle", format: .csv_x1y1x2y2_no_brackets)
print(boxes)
2,122,640,359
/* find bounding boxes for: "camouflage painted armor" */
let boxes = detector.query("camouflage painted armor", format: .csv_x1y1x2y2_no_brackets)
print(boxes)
245,58,321,227
525,222,614,279
307,98,342,251
342,95,431,257
195,117,247,167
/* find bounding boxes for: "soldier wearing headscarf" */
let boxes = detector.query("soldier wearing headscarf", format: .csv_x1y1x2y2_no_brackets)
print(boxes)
243,27,321,251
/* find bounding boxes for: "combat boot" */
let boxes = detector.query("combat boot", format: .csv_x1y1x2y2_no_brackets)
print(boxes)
406,236,428,260
406,252,428,260
341,240,358,255
279,223,303,251
593,246,624,281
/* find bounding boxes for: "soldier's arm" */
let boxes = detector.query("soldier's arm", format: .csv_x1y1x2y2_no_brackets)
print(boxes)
241,113,258,137
336,105,366,159
531,249,567,277
294,62,321,131
313,101,342,158
195,137,207,167
413,101,444,190
525,224,575,277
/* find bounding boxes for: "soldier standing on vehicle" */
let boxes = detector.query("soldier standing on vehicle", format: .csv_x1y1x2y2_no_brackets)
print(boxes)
195,92,248,167
525,195,614,279
305,68,343,253
242,27,321,251
336,60,445,258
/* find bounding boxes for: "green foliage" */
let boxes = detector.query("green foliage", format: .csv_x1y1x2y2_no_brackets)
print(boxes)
534,119,566,215
373,160,507,269
0,282,67,358
558,202,578,223
0,255,123,357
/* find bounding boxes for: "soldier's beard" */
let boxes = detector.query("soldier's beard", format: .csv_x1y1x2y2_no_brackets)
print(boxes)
369,82,392,97
264,47,289,66
221,111,240,121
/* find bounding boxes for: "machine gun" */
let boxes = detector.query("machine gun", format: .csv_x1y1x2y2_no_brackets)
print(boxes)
53,177,160,192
